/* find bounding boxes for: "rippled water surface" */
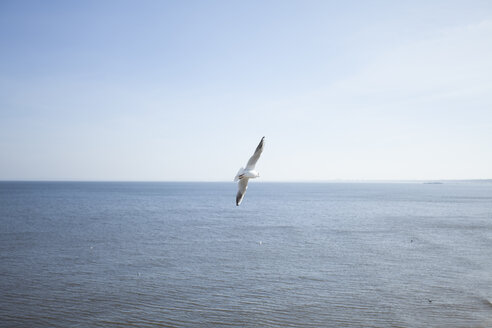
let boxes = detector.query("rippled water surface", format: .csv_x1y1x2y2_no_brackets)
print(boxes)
1,182,492,327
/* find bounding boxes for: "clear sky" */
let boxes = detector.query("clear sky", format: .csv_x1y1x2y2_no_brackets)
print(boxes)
1,0,491,181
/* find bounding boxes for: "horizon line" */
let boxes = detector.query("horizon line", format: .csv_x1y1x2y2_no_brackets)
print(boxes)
1,179,491,183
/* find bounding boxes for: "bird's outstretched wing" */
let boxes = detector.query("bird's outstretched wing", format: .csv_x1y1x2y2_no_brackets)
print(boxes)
236,178,249,206
245,137,265,170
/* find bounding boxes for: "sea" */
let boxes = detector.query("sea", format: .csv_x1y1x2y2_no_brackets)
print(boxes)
1,181,491,327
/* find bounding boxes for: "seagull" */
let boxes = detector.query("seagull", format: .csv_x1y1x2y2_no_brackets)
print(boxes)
234,137,265,206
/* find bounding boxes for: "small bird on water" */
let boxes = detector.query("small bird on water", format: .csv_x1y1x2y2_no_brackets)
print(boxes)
234,137,265,206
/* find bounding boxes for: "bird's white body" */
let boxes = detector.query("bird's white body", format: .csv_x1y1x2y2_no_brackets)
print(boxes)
234,168,259,181
243,170,260,179
234,137,265,206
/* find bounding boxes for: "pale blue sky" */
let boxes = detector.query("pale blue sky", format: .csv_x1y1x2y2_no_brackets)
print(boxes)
1,0,491,181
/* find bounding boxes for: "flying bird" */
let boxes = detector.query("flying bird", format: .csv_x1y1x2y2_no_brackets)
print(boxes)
234,137,265,206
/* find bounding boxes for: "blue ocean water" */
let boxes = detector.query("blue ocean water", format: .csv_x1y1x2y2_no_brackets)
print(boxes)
1,182,492,327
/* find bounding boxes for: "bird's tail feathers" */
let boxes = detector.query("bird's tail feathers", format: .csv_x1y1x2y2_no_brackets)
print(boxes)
234,167,244,182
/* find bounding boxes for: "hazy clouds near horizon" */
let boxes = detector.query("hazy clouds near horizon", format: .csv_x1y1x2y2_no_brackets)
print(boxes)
1,1,491,181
